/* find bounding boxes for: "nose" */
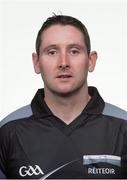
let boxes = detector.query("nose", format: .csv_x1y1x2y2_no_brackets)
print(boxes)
58,52,70,70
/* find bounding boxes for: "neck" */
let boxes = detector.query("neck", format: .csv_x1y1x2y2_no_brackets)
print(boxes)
44,86,90,124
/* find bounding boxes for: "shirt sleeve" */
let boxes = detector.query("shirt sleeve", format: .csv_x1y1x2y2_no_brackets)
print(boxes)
0,123,13,177
122,121,127,154
121,121,127,176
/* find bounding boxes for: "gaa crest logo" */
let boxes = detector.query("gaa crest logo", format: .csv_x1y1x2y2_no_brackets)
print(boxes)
19,165,44,177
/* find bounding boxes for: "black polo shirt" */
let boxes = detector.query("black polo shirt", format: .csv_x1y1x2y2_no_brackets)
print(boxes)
0,87,127,179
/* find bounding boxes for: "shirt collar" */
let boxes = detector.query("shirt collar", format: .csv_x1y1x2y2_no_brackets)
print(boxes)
31,87,105,118
83,86,105,115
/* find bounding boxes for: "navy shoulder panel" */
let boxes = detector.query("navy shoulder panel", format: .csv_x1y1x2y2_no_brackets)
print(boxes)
103,103,127,120
0,105,32,127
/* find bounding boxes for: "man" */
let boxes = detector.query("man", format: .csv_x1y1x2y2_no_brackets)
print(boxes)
0,15,127,179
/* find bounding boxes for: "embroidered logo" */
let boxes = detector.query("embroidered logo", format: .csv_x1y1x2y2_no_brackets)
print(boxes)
19,165,44,177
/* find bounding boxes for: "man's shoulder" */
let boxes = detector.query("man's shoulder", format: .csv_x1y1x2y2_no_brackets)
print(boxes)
0,116,32,137
102,102,127,121
0,114,34,143
0,104,33,128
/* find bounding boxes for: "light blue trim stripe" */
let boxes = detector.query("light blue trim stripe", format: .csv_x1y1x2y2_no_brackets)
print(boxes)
103,103,127,120
0,105,32,127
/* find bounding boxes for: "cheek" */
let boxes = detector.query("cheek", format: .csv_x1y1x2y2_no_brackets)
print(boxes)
75,60,89,74
39,62,54,78
39,56,56,71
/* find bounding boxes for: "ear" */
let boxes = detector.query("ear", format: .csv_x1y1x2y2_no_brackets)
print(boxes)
32,53,41,74
88,51,97,72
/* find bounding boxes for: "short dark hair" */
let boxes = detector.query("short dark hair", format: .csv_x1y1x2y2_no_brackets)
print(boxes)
36,15,91,56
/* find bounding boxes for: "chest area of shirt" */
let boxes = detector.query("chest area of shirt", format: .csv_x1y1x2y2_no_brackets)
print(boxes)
7,123,123,178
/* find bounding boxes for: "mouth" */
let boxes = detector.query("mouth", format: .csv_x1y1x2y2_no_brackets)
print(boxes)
56,74,73,82
57,74,72,79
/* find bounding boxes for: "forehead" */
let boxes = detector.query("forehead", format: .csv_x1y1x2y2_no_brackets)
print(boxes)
40,24,85,47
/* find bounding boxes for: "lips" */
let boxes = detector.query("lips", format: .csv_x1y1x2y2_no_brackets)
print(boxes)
57,74,72,78
57,74,72,79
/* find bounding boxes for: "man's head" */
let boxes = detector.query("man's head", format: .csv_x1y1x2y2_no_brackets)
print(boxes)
36,15,91,57
32,15,97,97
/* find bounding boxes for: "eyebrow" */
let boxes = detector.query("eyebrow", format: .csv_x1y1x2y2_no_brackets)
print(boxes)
67,43,85,50
42,44,58,53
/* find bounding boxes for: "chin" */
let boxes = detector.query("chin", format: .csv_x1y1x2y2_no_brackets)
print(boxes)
46,82,86,97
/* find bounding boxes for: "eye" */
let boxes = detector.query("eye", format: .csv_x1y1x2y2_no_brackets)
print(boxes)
48,49,57,56
70,48,80,55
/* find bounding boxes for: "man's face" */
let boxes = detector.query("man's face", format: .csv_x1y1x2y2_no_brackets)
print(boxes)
32,25,97,96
